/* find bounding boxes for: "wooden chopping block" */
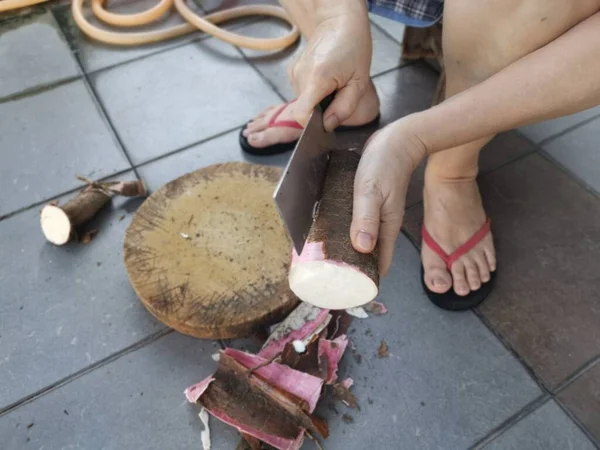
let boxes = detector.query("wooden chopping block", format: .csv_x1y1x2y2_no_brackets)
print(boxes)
123,162,299,339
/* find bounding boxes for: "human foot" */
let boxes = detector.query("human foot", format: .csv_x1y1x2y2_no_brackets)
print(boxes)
421,174,496,298
240,80,380,153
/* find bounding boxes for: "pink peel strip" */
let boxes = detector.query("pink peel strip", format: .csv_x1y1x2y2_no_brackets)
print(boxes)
318,335,349,384
224,348,324,411
259,308,331,361
367,300,388,315
184,377,214,403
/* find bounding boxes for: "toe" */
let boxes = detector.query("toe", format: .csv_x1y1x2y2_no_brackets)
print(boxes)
424,267,452,294
463,259,481,291
473,251,491,283
248,127,298,148
450,261,470,296
484,246,497,272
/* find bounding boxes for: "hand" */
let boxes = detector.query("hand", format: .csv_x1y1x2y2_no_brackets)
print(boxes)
350,119,427,275
288,1,373,131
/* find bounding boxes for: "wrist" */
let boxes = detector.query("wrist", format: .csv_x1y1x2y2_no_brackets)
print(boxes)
389,114,429,170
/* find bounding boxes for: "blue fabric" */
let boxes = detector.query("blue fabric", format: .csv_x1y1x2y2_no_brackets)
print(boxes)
367,0,444,28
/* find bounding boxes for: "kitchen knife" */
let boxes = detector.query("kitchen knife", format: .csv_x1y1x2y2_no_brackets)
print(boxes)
273,92,337,256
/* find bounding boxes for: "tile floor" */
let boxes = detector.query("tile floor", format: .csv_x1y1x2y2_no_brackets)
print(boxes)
1,3,599,449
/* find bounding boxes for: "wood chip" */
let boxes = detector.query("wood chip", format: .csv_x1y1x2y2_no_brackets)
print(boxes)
80,229,98,244
377,340,389,358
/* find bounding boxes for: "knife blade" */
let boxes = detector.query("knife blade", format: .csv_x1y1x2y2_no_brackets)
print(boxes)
273,93,337,256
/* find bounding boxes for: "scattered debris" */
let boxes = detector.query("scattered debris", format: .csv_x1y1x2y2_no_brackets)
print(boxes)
332,382,359,410
64,409,69,416
340,378,353,389
80,229,98,244
364,301,388,315
180,232,191,240
211,352,221,362
342,414,354,424
119,214,126,221
305,431,325,450
199,408,211,450
292,340,306,354
27,423,34,429
378,340,389,358
345,307,368,319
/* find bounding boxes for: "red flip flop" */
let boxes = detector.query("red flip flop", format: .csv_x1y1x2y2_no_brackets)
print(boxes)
420,218,496,311
239,101,380,156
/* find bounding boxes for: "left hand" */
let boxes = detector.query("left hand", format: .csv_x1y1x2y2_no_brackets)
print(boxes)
350,120,427,275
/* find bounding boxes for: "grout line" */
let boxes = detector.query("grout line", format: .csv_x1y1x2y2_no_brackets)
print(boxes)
0,167,136,223
468,394,551,449
537,150,600,200
555,396,600,449
536,110,600,148
0,75,82,104
369,17,404,46
232,45,289,102
554,355,600,395
0,328,173,417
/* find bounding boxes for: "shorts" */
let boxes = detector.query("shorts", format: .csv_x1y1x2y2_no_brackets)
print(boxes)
367,0,444,28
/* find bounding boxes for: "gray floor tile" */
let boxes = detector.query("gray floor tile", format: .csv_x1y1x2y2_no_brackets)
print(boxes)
230,234,541,449
520,105,600,144
240,20,404,101
0,12,79,99
0,173,163,409
370,11,406,43
0,80,130,217
558,361,600,443
1,333,239,450
542,115,600,194
52,0,205,73
403,154,600,390
91,38,281,165
484,400,595,450
137,129,289,192
406,131,538,208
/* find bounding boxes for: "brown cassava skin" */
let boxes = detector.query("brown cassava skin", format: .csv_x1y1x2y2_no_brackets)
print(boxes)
307,150,379,287
61,187,112,226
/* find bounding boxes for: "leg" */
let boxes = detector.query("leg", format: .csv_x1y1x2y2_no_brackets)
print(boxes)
421,0,600,296
241,1,380,152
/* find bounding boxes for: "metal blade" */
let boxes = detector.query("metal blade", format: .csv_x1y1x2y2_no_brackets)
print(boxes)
273,98,336,255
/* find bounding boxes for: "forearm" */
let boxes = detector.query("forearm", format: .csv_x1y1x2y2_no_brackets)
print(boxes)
403,12,600,155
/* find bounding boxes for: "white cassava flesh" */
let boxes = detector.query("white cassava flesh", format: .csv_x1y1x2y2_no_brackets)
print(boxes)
289,260,378,310
40,205,73,245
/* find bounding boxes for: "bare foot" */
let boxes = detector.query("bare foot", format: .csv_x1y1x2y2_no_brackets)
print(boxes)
421,173,497,296
242,80,380,149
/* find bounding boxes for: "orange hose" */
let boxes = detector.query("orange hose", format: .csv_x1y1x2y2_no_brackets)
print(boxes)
1,0,299,51
0,0,47,13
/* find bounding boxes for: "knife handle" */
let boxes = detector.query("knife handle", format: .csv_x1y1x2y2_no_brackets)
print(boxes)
319,91,337,113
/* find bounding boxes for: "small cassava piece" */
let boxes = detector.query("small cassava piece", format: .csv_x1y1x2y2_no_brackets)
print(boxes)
40,177,147,245
289,150,379,310
124,162,298,339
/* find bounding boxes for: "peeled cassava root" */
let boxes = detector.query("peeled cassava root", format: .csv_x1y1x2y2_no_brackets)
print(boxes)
289,151,379,310
40,178,146,245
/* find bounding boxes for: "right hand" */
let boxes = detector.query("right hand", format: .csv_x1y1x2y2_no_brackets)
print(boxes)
288,1,373,131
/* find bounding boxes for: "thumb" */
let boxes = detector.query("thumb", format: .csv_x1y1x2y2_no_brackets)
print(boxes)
322,82,362,131
350,177,383,255
293,78,336,127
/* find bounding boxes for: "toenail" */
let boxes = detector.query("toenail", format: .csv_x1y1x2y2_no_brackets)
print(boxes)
250,132,263,143
242,128,250,137
433,277,449,287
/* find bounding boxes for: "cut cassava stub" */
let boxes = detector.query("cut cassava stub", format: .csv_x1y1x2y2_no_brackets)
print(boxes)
289,151,379,310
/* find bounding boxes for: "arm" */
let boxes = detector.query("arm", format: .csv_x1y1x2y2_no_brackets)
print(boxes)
401,12,600,155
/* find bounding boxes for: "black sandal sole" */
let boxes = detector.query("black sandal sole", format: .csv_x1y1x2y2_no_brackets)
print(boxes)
421,266,497,311
239,114,382,156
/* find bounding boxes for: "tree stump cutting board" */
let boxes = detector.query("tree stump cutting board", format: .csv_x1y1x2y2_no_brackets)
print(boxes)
124,162,298,339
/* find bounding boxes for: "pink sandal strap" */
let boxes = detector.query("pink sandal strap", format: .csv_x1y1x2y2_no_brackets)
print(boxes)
267,101,304,130
422,218,491,271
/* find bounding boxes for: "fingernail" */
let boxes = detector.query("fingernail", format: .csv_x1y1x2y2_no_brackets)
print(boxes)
356,231,373,251
324,114,339,131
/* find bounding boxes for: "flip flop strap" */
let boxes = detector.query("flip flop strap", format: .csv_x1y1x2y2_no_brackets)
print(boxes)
422,218,491,271
268,101,304,130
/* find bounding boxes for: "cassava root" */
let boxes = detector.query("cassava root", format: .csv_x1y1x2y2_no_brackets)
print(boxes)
289,151,379,310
